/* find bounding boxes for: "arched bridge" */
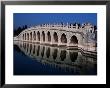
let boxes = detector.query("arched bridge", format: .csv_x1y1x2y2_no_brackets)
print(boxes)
14,23,96,52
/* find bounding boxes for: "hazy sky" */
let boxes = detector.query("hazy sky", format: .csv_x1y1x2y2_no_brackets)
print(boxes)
14,13,97,30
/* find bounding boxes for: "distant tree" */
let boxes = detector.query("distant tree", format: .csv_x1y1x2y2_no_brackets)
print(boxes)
78,23,80,27
94,25,97,30
61,22,63,27
14,25,28,37
22,26,25,30
73,23,76,26
25,25,27,29
18,26,21,30
77,23,81,29
14,29,17,36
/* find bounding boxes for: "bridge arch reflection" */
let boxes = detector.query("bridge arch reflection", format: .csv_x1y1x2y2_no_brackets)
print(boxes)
14,41,96,67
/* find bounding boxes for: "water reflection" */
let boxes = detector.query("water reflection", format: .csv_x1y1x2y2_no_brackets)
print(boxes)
52,49,58,60
46,47,50,58
37,45,40,56
41,46,45,57
14,41,97,75
60,50,66,61
70,52,78,62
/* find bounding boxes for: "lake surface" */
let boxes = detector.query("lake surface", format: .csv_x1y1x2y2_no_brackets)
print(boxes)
14,41,97,75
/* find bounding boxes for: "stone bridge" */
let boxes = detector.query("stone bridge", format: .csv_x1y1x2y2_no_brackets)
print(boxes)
14,23,97,52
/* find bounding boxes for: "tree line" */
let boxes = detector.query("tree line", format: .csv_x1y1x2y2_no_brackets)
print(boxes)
14,25,28,36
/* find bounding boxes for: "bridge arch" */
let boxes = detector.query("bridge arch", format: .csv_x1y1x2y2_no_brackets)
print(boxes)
42,31,45,42
70,35,78,44
47,31,51,42
27,33,29,40
37,31,40,41
33,31,36,40
53,32,58,43
23,34,24,40
61,33,67,43
25,33,26,40
30,32,32,40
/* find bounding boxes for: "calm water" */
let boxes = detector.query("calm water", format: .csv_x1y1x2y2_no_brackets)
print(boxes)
14,41,97,75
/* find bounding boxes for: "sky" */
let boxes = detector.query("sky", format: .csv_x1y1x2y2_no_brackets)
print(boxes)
14,13,97,30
